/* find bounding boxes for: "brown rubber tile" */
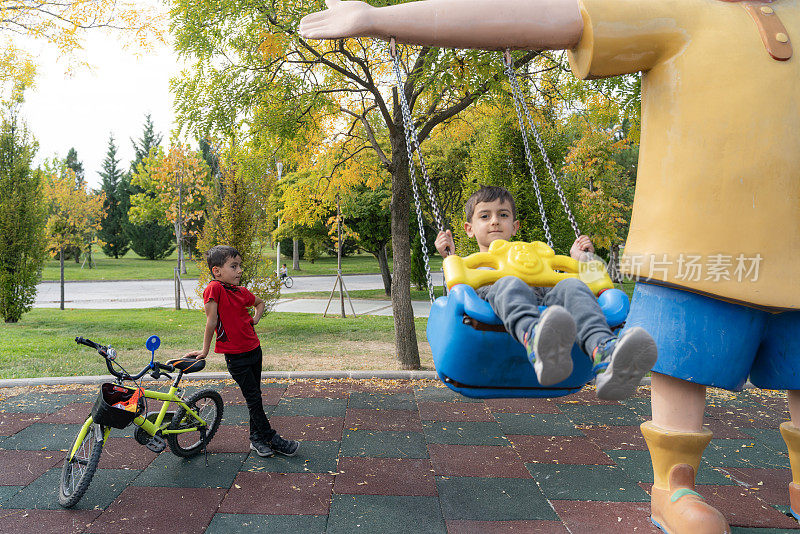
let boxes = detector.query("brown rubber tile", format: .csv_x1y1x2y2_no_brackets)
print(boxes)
724,467,791,507
703,416,753,439
97,437,158,470
578,424,648,450
205,424,250,453
333,457,437,496
344,408,423,432
509,434,614,465
0,509,101,534
39,403,93,424
0,450,62,485
219,471,333,515
483,398,562,414
554,387,623,406
268,416,344,441
446,519,569,533
0,412,43,436
418,401,495,422
550,500,660,533
428,444,531,478
284,381,352,398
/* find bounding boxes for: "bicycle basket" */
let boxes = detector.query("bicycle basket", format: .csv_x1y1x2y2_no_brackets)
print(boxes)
91,383,144,429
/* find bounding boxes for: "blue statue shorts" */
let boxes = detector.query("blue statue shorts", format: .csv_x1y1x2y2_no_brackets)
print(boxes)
624,282,800,391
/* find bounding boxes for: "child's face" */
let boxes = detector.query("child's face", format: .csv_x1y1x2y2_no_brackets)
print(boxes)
212,255,243,285
465,199,519,252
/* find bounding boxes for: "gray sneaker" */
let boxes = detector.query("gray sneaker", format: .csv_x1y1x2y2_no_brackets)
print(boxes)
524,305,576,386
593,327,658,400
250,439,275,457
270,434,299,456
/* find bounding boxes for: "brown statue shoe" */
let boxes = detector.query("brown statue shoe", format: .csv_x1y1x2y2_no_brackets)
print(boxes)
789,482,800,520
650,464,731,534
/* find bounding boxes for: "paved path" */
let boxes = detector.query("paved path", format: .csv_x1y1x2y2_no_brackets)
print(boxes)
0,380,796,533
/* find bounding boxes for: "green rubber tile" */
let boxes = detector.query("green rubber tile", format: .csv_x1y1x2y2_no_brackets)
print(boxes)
618,396,652,418
241,440,339,473
4,467,138,510
0,423,83,451
605,450,734,485
0,485,21,505
740,428,790,454
348,392,416,410
445,519,569,533
705,439,790,470
206,513,327,533
414,386,482,403
558,402,644,427
340,429,428,458
492,412,581,436
526,463,651,502
133,452,245,488
272,397,347,417
422,421,510,446
436,476,556,521
222,404,275,426
0,394,83,414
327,494,445,534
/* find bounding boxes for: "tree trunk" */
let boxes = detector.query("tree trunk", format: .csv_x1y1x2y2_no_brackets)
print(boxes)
59,247,65,311
608,243,621,283
293,239,300,271
390,131,421,370
378,244,392,296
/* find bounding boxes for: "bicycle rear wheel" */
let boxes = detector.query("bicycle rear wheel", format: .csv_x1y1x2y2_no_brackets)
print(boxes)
59,421,104,507
167,389,223,457
284,276,293,288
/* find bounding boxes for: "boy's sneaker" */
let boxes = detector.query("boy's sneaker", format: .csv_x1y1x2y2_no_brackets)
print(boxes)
270,434,300,456
593,327,658,401
523,305,576,386
250,439,275,458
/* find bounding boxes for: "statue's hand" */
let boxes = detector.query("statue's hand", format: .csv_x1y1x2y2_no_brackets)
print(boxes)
299,0,375,40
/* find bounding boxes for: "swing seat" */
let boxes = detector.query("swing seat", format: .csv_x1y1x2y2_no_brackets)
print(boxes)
427,283,630,399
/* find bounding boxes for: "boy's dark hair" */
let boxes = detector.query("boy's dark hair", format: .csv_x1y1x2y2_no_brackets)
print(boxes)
464,186,517,221
206,245,241,272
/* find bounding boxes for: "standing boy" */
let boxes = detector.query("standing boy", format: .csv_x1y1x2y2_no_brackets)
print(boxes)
187,245,299,458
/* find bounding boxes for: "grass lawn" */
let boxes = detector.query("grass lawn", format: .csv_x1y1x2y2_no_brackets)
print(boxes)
1,308,433,379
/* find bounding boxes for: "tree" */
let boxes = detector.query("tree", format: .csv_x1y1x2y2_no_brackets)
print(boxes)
130,114,163,173
64,147,84,187
0,104,46,323
342,185,392,295
97,134,130,257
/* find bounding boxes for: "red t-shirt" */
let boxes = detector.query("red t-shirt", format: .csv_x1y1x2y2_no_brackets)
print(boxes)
203,280,260,354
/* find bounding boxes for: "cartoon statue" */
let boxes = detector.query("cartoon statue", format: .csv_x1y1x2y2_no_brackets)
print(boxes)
301,1,800,532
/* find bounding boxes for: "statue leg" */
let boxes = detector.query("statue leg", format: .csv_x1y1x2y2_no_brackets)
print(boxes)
780,390,800,520
642,372,731,534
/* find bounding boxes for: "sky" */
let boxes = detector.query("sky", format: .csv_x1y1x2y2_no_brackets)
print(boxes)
21,33,182,189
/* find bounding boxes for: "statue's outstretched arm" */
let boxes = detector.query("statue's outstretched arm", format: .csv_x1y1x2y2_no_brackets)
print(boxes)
299,0,583,51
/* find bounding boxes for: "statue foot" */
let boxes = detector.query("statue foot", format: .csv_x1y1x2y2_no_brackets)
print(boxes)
650,464,731,534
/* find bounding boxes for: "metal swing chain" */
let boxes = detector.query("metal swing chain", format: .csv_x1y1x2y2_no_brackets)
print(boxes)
504,52,581,240
391,40,442,303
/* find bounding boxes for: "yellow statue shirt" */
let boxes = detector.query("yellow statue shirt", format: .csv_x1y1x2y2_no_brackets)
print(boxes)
568,0,800,311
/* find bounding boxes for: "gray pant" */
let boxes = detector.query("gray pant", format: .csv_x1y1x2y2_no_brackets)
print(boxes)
478,276,614,356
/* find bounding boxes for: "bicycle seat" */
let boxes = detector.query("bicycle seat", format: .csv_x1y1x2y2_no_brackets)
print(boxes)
166,358,206,373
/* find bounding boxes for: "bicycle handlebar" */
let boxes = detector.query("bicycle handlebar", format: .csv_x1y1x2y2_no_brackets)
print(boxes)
75,336,174,381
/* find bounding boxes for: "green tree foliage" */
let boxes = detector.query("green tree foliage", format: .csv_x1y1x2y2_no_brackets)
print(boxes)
126,220,175,260
64,147,85,188
342,185,392,294
130,114,163,173
0,111,46,323
97,134,131,258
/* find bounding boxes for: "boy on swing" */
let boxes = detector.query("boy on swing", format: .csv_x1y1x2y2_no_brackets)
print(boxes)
435,186,657,400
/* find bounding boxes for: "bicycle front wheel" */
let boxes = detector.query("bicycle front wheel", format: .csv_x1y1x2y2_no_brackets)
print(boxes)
284,276,293,288
167,389,223,457
59,420,104,508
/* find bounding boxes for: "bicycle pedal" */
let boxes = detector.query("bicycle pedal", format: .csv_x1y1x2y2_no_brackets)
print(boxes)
145,434,166,453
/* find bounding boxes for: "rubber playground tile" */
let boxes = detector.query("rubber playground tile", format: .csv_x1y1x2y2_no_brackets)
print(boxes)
240,440,339,473
483,397,562,414
549,500,660,533
704,416,754,439
740,427,791,454
356,380,415,395
0,485,21,504
39,402,93,424
705,439,790,470
422,421,510,446
347,392,417,411
578,424,648,450
327,494,445,533
554,387,622,405
333,457,437,496
492,412,582,436
0,450,62,485
509,435,614,465
724,467,792,507
284,380,353,398
267,415,344,441
4,467,138,510
89,486,226,533
96,437,158,470
133,452,246,488
526,463,651,502
271,397,347,417
428,444,531,477
0,508,102,534
205,513,327,534
344,408,423,432
219,471,333,515
221,404,275,426
217,386,284,406
413,385,483,403
604,449,734,486
417,401,495,422
706,403,782,430
340,429,429,458
0,423,82,451
730,528,800,533
0,393,84,414
436,476,557,521
205,425,250,453
557,402,644,427
0,412,44,436
618,395,653,418
445,519,569,533
695,484,800,530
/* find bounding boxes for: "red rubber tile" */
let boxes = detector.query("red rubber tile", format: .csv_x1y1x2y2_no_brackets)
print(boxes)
509,434,614,465
217,386,285,405
703,417,752,439
0,412,43,436
285,381,351,398
705,404,778,430
428,444,531,478
446,519,569,533
206,424,250,453
550,500,660,533
484,398,561,414
90,486,225,533
0,450,61,485
554,388,621,406
418,402,495,422
97,437,158,470
357,381,414,395
344,408,423,432
0,509,101,534
268,416,344,441
220,471,333,514
40,402,93,424
334,457,437,496
579,425,648,450
724,467,791,508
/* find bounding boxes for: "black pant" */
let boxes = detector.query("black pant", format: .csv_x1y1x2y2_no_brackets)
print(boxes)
225,346,275,443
